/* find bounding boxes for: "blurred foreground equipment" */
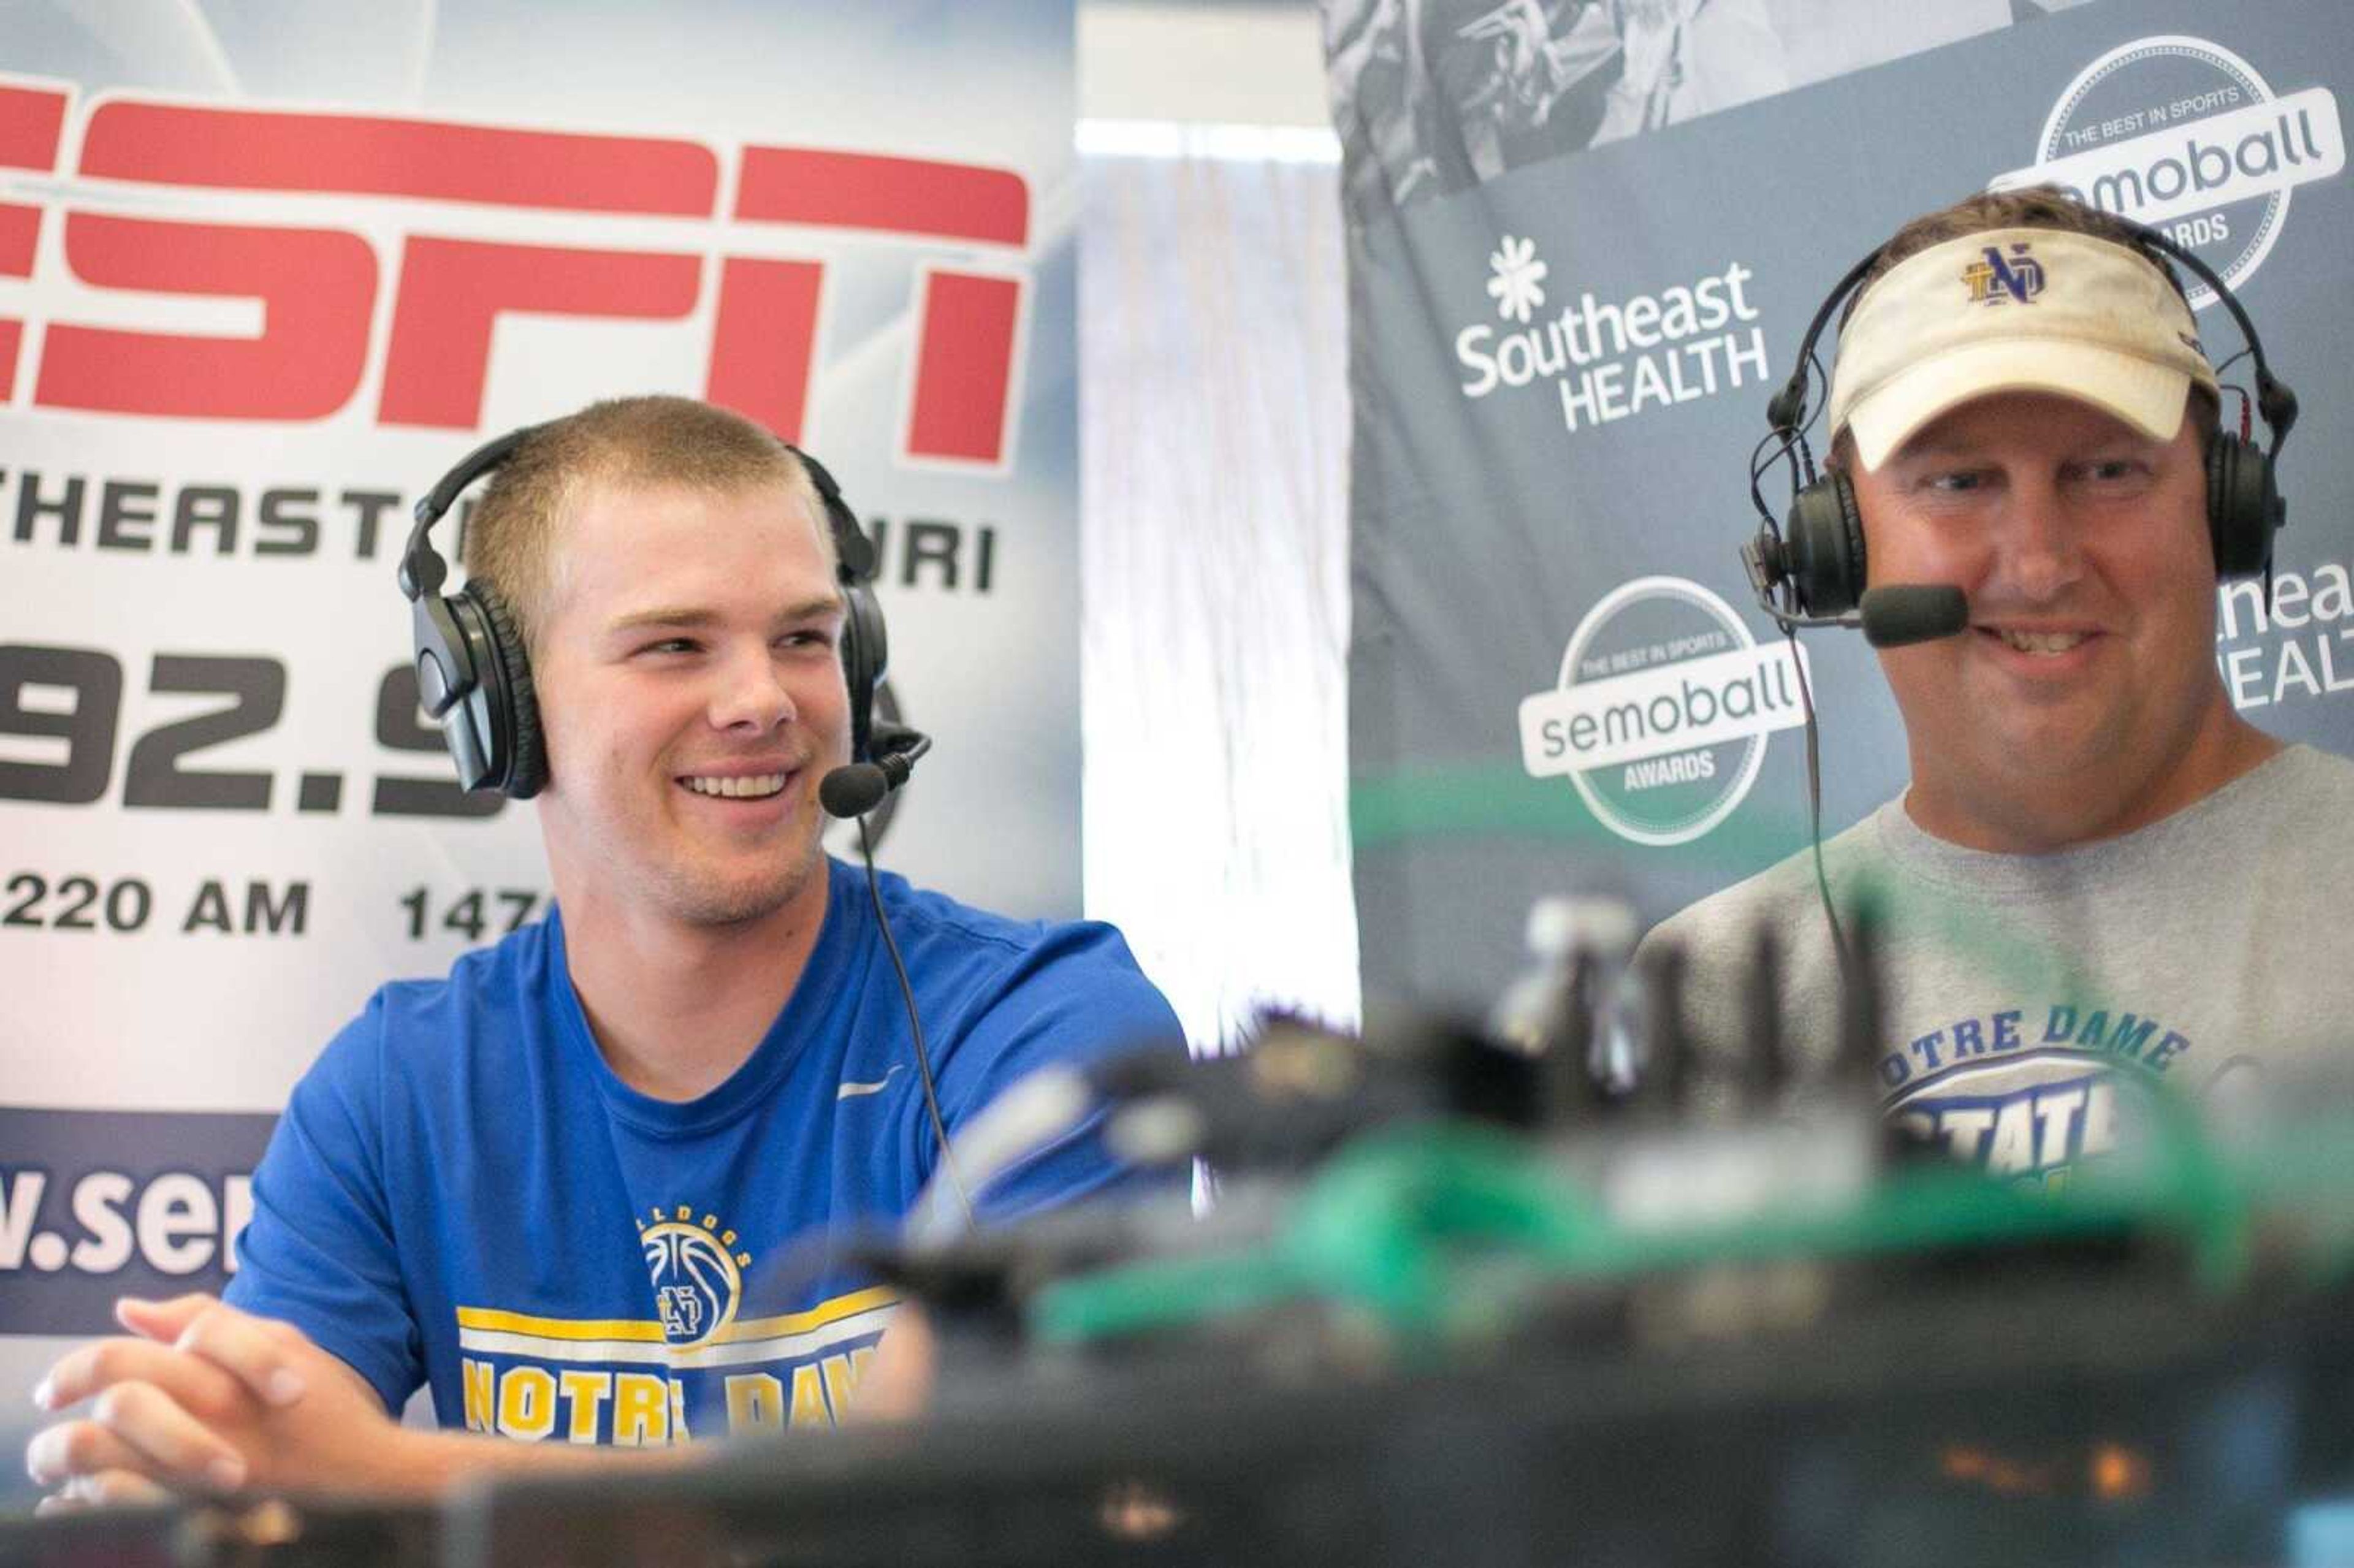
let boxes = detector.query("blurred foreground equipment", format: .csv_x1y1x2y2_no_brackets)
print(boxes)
12,900,2354,1566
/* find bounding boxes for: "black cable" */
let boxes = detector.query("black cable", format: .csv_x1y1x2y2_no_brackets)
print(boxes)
2204,346,2258,443
1748,425,1801,526
1785,622,1852,980
1755,397,1838,953
856,814,975,1230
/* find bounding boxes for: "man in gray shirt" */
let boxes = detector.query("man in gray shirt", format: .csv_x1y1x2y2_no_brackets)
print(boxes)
1646,187,2354,1180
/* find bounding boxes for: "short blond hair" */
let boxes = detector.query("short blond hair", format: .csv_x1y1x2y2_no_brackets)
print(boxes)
460,396,829,651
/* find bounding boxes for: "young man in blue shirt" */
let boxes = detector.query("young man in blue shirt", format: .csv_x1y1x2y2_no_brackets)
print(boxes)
27,397,1183,1501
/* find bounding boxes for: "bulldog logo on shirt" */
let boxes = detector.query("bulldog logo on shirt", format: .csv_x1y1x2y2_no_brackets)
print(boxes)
638,1205,750,1348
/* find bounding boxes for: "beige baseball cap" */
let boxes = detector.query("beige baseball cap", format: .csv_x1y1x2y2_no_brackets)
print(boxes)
1826,227,2219,471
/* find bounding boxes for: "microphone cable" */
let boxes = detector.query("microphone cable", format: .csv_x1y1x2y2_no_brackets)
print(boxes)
1784,618,1853,980
853,812,976,1232
904,1066,1095,1248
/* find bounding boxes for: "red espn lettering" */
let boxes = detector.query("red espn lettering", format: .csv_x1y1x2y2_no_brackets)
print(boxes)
0,82,70,401
707,259,826,449
734,147,1027,245
40,214,375,421
2,87,1030,462
80,102,720,216
735,150,1029,462
909,271,1024,465
381,238,701,428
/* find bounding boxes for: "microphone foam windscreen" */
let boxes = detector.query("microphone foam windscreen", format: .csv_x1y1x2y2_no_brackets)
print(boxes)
820,764,888,819
1860,585,1969,649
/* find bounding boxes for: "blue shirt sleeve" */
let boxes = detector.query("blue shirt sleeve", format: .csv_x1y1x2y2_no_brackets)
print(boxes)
223,993,421,1414
930,919,1190,1224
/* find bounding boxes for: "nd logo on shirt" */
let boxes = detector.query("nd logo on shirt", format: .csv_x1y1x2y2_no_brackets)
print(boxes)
641,1206,749,1346
454,1203,896,1444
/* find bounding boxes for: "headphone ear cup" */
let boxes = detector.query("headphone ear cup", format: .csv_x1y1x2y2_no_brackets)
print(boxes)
839,584,887,763
2206,433,2278,579
469,584,546,799
1784,469,1867,618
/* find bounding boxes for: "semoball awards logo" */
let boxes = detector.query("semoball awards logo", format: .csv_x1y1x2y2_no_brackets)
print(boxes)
1517,577,1810,847
1990,34,2344,308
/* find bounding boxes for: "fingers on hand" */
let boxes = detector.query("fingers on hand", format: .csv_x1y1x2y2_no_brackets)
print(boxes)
29,1398,245,1498
37,1466,174,1512
85,1382,249,1490
25,1417,143,1487
177,1305,308,1409
113,1293,218,1344
37,1338,243,1419
120,1296,308,1410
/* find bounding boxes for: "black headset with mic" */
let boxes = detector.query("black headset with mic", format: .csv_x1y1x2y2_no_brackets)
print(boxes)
818,725,932,819
1744,211,2298,641
398,426,931,816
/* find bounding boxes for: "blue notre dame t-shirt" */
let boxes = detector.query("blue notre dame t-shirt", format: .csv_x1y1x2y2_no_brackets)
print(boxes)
226,859,1183,1445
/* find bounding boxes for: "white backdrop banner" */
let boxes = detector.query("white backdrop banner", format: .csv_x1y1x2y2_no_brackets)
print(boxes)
0,0,1078,1350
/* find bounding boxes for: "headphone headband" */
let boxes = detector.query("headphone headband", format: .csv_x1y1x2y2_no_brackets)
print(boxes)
2128,221,2299,452
1766,248,1880,435
783,443,879,582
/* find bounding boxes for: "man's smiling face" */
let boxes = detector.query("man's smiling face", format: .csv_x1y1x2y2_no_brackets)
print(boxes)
530,474,850,929
1853,390,2245,850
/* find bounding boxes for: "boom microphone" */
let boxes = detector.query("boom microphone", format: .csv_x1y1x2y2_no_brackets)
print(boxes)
1742,552,1968,647
820,724,932,819
1857,585,1970,649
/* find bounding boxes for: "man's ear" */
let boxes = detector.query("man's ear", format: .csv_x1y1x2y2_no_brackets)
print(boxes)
1824,427,1855,474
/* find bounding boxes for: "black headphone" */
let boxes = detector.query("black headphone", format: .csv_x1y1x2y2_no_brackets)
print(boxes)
397,427,891,799
1746,215,2301,623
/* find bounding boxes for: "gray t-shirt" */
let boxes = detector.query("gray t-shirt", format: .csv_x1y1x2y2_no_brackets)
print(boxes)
1640,745,2354,1176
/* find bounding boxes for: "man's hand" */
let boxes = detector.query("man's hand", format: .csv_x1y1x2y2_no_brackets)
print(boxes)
850,1306,935,1424
25,1292,939,1510
25,1294,398,1508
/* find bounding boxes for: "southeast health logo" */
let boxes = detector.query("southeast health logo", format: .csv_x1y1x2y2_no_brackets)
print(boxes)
1518,577,1810,846
1453,232,1769,433
639,1206,750,1348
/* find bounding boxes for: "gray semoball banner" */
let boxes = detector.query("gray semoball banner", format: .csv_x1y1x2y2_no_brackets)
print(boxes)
1326,0,2354,1006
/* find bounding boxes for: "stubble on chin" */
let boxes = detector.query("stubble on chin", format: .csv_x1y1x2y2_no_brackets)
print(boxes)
658,831,828,927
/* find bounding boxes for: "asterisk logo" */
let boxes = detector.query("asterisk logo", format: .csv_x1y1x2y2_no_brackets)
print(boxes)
1487,235,1548,324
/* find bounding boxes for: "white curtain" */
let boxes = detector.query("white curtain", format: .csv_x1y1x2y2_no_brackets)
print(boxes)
1080,137,1358,1051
